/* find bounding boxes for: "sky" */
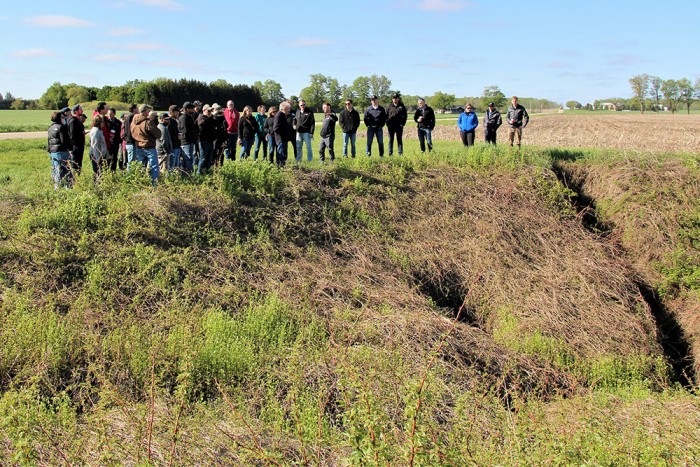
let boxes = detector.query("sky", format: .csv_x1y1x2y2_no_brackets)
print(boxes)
1,0,698,105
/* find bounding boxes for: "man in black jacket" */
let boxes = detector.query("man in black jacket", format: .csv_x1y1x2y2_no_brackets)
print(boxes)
294,99,315,162
339,99,360,157
484,102,503,145
364,95,387,157
318,102,338,163
66,104,85,174
386,93,407,156
506,96,529,148
178,102,198,173
414,98,435,153
48,111,73,188
273,101,292,167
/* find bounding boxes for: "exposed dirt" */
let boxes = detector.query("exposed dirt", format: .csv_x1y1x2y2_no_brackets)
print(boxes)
429,113,700,153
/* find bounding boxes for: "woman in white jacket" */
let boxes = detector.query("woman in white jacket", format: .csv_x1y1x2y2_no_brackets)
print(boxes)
89,115,108,177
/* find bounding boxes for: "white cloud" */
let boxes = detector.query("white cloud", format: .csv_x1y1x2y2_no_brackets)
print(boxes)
417,0,470,11
107,27,145,36
133,0,186,11
427,62,455,69
547,61,573,69
287,37,333,48
24,15,93,27
9,48,56,58
92,54,135,62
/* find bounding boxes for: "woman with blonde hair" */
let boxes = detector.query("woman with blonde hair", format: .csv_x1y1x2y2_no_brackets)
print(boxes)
237,105,259,160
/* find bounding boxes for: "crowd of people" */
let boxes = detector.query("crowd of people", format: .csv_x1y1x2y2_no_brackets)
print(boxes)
46,95,530,189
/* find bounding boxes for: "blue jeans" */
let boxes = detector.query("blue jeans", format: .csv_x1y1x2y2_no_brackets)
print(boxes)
169,147,181,172
254,134,267,161
126,144,136,167
266,135,275,163
275,141,288,166
198,141,214,173
50,151,72,188
240,137,254,160
181,143,195,173
366,126,384,156
225,133,238,161
296,132,313,162
417,128,433,152
135,147,159,181
342,132,356,157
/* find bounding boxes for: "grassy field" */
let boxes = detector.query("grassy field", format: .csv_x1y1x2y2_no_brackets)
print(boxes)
0,130,699,463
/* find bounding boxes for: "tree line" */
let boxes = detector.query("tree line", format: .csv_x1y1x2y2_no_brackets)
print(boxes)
566,75,700,113
6,75,560,112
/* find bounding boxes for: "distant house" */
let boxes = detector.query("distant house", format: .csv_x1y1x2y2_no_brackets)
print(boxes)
598,102,617,111
446,106,464,114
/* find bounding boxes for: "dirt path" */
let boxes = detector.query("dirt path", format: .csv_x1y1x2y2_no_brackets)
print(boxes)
0,131,45,140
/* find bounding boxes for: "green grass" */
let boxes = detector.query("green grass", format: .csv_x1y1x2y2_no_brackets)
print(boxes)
0,137,698,464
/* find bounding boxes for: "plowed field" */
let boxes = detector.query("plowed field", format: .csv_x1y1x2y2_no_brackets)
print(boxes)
429,113,700,153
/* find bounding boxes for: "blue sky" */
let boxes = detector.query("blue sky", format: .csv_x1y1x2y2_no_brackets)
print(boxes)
1,0,698,105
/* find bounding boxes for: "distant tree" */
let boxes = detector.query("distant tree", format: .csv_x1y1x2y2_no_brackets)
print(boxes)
0,92,3,101
566,100,582,110
39,82,67,109
299,73,328,110
109,86,130,103
431,91,456,112
4,91,14,102
661,79,681,114
252,79,285,107
628,73,650,113
368,74,392,102
678,78,695,114
10,98,25,110
649,76,662,111
66,85,91,106
326,78,343,109
349,76,371,109
96,85,113,102
481,85,506,109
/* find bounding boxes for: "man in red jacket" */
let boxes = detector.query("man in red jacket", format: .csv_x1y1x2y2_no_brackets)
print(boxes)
224,100,240,161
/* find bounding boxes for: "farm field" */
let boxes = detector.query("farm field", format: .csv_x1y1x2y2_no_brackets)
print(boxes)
0,119,698,464
431,113,700,153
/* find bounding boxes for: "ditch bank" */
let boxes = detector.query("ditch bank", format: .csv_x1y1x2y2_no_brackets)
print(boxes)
553,159,697,387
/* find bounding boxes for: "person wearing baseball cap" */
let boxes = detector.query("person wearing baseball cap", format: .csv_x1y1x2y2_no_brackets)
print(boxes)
167,105,182,171
363,95,387,157
483,102,503,145
156,112,173,173
130,104,162,182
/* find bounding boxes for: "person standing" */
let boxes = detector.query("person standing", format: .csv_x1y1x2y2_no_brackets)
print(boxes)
386,93,407,156
178,102,198,173
66,104,85,174
253,105,267,161
156,112,173,173
123,104,139,167
211,103,228,167
238,105,259,161
131,104,162,182
294,99,315,162
273,101,292,167
506,96,529,148
364,95,387,157
107,108,123,171
285,99,298,161
339,99,360,158
47,111,73,188
224,100,240,161
414,98,435,153
483,102,502,145
457,103,479,146
197,104,216,173
167,105,181,171
89,115,108,178
264,107,277,164
318,102,337,163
